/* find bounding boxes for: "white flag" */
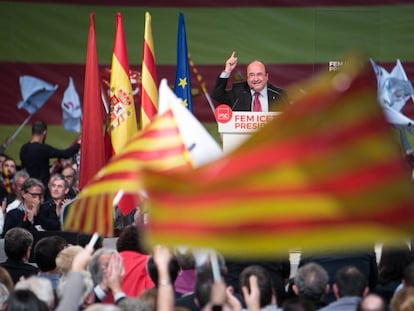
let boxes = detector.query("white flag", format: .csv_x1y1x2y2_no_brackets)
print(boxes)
62,77,82,133
158,79,223,167
17,75,58,115
370,59,414,129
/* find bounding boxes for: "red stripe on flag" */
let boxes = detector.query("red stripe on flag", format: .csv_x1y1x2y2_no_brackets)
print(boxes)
149,201,414,236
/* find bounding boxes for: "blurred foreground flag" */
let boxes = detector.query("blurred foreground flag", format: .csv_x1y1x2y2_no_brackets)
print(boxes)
143,55,414,258
17,75,58,115
62,77,82,133
64,107,192,236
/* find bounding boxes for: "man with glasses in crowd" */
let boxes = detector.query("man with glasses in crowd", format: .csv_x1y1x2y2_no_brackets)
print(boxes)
2,178,45,236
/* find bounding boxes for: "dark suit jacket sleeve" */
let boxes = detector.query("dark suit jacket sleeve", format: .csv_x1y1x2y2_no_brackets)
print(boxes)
211,76,233,107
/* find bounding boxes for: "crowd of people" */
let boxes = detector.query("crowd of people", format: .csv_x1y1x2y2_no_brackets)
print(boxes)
0,54,414,310
0,221,411,310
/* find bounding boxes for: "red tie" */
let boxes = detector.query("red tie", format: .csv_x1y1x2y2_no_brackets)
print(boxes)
253,92,262,112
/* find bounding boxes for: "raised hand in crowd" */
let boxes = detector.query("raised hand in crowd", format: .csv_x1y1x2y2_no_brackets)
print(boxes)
153,245,174,311
242,275,261,311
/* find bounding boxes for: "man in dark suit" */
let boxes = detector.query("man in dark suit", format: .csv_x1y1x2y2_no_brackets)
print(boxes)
211,51,289,111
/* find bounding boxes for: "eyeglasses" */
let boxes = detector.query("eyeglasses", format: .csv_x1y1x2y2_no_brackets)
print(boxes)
26,192,43,198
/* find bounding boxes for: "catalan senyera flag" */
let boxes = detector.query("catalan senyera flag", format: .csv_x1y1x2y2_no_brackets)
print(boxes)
64,108,192,236
140,12,158,130
2,168,11,193
143,55,414,258
174,13,192,112
108,12,138,154
78,12,106,190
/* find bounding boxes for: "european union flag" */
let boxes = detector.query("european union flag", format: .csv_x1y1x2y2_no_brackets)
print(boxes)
174,13,192,112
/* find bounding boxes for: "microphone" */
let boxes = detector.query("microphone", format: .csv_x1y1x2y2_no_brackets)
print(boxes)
267,87,283,96
231,98,240,110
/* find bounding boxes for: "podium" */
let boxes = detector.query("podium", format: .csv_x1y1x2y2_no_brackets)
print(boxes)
215,105,280,153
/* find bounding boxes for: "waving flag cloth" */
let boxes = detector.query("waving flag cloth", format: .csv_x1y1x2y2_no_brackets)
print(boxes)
62,76,82,133
370,59,414,128
174,13,192,112
107,12,139,214
143,55,414,258
64,105,192,236
108,12,138,154
78,12,107,190
140,12,158,130
158,79,222,168
1,75,59,152
17,75,58,115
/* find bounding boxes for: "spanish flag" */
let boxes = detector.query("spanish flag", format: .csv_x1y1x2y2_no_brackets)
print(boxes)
140,12,158,130
108,12,138,154
143,55,414,258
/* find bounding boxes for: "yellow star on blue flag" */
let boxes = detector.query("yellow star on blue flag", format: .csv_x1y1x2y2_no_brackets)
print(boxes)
178,77,187,89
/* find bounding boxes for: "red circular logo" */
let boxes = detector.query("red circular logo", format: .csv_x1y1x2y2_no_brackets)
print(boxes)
214,104,232,123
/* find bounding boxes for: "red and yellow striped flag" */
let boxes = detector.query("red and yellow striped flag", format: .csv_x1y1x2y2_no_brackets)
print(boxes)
108,12,138,154
143,56,414,258
2,168,11,193
64,108,192,236
140,12,158,130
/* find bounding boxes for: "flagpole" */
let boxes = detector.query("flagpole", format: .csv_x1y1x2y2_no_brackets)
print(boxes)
0,114,32,153
188,55,216,117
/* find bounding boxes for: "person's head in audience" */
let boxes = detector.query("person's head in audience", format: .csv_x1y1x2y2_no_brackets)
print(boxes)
378,242,413,285
5,289,48,311
117,297,152,311
139,288,157,311
11,170,29,201
174,248,196,271
88,248,120,287
0,267,14,294
240,265,275,307
34,235,67,273
0,284,9,310
47,173,69,202
293,262,329,306
0,154,6,172
333,266,368,299
402,262,414,287
4,227,33,262
2,157,16,178
390,286,414,311
146,254,180,287
61,166,76,189
15,276,54,310
83,303,121,311
282,297,315,311
31,121,47,143
357,293,386,311
116,225,146,254
55,245,83,276
194,271,214,309
58,157,75,171
21,178,44,209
